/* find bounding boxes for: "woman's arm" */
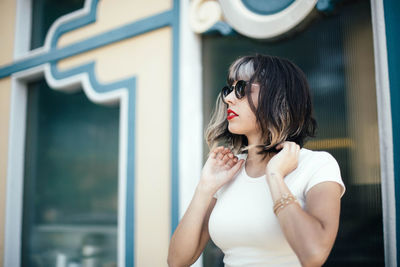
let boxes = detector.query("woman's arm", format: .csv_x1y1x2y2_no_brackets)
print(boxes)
168,147,244,267
167,187,216,267
267,172,342,267
266,142,343,267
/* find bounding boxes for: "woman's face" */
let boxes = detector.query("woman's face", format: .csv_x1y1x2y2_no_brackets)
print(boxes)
224,81,260,137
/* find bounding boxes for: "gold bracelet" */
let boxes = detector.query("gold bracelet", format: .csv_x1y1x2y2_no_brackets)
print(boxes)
273,193,298,215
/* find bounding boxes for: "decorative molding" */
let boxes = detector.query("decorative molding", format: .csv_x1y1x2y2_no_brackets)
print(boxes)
190,0,348,39
3,0,182,266
205,21,235,35
241,0,294,15
189,0,223,34
0,9,173,78
219,0,317,39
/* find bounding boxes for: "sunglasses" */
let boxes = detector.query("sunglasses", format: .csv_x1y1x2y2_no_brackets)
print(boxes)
221,80,248,104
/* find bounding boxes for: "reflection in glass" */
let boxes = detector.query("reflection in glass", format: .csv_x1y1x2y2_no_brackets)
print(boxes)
22,79,119,267
202,1,384,265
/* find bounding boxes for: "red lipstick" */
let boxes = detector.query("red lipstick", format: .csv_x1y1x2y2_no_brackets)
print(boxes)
227,109,238,120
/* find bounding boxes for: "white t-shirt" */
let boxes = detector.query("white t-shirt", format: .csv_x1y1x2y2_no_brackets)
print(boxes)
208,148,345,267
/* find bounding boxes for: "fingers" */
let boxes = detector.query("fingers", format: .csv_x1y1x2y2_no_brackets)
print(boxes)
211,147,239,168
221,152,233,165
210,146,231,160
276,142,284,150
210,146,224,159
277,141,300,153
289,142,300,154
226,155,238,168
288,142,296,153
285,142,300,163
217,147,230,160
227,159,245,176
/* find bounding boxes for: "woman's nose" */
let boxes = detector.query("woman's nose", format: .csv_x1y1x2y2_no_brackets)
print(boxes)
224,89,236,104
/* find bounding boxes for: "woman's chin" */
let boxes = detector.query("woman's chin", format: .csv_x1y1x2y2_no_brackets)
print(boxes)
228,124,242,135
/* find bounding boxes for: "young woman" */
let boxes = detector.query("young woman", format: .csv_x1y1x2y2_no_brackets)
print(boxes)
168,54,345,267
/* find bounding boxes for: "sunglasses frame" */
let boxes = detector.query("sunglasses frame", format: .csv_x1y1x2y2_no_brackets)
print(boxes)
220,80,248,104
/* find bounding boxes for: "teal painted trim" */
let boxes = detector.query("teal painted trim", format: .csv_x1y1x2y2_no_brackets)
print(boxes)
50,0,98,48
171,0,180,236
205,21,236,36
125,92,136,267
383,0,400,261
241,0,294,15
0,10,173,79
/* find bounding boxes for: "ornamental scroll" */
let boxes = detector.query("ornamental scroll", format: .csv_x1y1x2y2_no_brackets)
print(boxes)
189,0,320,39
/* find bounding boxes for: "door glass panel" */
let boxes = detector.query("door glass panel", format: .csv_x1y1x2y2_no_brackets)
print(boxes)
202,1,384,265
22,79,119,266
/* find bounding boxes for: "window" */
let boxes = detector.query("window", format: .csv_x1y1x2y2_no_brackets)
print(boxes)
21,79,119,266
30,0,84,49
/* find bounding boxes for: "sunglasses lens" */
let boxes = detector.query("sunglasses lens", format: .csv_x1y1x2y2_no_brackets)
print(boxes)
235,80,247,99
221,81,247,103
221,86,232,98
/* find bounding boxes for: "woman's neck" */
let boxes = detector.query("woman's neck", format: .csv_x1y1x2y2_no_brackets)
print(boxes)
245,134,276,177
246,148,273,165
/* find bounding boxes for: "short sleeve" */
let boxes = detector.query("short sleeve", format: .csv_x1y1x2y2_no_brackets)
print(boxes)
305,152,346,197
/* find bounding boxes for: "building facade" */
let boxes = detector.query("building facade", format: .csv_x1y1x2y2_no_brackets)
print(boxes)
0,0,399,266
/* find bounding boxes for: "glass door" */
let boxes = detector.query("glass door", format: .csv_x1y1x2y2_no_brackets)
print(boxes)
202,1,384,265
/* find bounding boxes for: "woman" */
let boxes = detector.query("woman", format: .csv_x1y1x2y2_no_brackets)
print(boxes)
168,54,345,267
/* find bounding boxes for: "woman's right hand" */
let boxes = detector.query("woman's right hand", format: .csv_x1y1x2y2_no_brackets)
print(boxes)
198,146,245,196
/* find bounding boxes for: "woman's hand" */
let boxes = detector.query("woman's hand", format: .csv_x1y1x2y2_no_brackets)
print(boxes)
266,141,300,178
198,146,245,195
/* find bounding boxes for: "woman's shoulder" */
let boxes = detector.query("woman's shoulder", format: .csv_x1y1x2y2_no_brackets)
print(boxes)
298,148,345,197
236,149,338,166
299,148,338,165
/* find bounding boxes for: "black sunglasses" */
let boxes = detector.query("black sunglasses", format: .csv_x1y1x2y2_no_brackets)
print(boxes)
221,80,248,104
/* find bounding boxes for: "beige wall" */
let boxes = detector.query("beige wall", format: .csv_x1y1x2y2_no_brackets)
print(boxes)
0,0,16,66
0,78,12,267
0,0,16,266
58,0,171,48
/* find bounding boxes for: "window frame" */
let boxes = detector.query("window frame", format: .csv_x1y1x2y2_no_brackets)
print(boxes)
4,1,129,266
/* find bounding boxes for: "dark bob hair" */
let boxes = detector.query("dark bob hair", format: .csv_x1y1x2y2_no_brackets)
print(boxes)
205,54,317,157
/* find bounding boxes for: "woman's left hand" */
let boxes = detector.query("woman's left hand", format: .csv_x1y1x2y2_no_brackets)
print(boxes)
266,141,300,178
